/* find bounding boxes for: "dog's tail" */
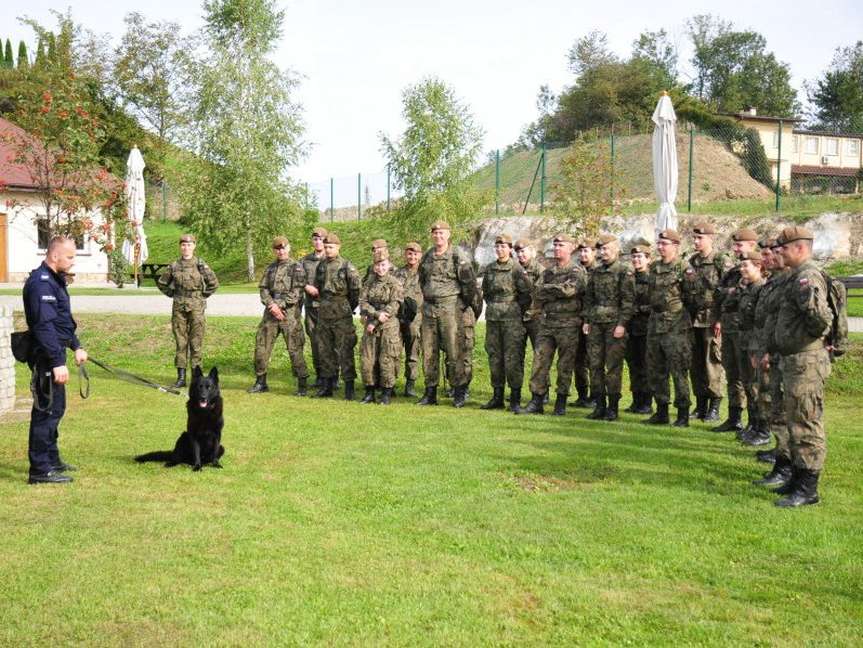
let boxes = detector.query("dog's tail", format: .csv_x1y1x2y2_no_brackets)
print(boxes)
134,451,174,463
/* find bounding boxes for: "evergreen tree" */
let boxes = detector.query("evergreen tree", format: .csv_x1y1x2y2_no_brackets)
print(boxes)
35,38,46,66
17,41,28,69
3,39,13,68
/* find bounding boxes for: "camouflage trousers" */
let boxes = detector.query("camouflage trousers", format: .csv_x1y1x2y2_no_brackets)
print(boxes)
737,333,758,413
761,353,789,460
521,318,540,382
458,307,476,387
782,348,831,472
304,306,322,377
400,313,422,382
317,316,357,381
172,302,206,369
361,323,401,388
529,322,581,396
573,331,590,395
625,334,649,396
254,311,308,378
647,328,692,409
721,331,747,408
587,322,628,396
690,326,725,399
485,318,526,390
421,300,464,389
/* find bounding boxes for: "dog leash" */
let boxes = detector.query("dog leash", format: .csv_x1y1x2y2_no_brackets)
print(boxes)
87,358,182,395
29,362,92,412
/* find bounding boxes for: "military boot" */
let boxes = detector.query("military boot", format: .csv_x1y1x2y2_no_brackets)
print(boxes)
404,379,417,398
570,387,591,408
552,393,567,416
312,377,334,398
672,406,690,428
646,403,670,425
586,394,607,420
713,406,743,433
247,374,268,394
692,395,708,420
172,368,186,389
379,387,393,405
343,380,355,401
634,392,654,415
625,392,639,413
772,466,799,495
776,469,820,508
520,393,544,414
452,385,467,408
480,387,505,410
756,447,778,464
543,391,550,405
508,389,522,414
753,455,792,487
604,394,620,421
417,386,438,406
295,377,307,397
743,421,771,446
739,405,758,440
360,386,376,404
704,397,722,422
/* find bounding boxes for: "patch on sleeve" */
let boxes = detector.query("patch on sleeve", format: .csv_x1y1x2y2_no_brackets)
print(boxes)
40,274,50,280
799,277,810,287
685,268,695,276
723,258,734,270
41,294,57,302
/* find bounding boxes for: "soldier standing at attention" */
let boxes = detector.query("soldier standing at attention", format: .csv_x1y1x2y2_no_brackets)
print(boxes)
712,228,759,433
309,233,361,400
684,223,727,422
514,239,543,356
359,249,404,405
771,226,833,507
157,233,219,388
301,227,327,388
393,242,424,397
363,239,391,284
737,251,767,444
571,238,598,408
582,234,635,421
521,234,588,416
645,229,693,427
625,241,653,414
479,234,532,413
417,220,478,408
247,236,309,395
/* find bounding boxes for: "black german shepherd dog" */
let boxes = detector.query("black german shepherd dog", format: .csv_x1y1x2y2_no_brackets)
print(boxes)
135,366,225,471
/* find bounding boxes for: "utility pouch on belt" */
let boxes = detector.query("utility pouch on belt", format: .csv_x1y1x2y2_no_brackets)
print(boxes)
11,330,33,363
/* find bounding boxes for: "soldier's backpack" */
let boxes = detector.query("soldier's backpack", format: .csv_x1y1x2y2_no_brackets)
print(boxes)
822,271,848,358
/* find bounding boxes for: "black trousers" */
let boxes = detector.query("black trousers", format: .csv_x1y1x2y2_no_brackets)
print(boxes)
28,359,66,475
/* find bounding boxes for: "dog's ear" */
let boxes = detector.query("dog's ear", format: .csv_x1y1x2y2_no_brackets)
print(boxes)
208,366,219,383
193,366,204,378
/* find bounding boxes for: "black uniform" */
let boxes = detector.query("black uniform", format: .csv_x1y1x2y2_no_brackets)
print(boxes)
23,262,82,476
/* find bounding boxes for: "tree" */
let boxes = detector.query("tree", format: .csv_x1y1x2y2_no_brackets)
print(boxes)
179,0,305,281
807,42,863,132
567,31,617,76
3,39,12,69
631,29,678,89
17,41,28,70
551,135,614,236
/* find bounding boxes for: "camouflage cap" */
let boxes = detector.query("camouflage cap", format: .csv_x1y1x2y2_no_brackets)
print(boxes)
272,235,289,248
513,238,531,251
769,233,785,249
731,228,759,242
740,250,763,263
596,233,617,247
373,249,389,263
630,239,651,254
495,233,513,246
658,229,681,243
777,225,815,245
553,233,576,244
179,233,196,243
576,237,596,249
324,233,341,245
692,222,715,235
311,226,328,238
404,241,422,253
371,238,388,250
430,219,450,231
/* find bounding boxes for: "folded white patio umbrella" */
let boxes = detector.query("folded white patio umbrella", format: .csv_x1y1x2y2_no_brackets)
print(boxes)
652,92,678,234
122,146,148,273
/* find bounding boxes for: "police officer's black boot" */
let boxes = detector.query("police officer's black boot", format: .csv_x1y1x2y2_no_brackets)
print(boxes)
379,387,392,405
312,377,334,398
296,377,307,397
417,386,438,406
509,389,522,414
520,393,544,414
173,368,186,389
672,405,690,428
647,402,670,425
776,469,820,508
404,379,416,398
360,385,375,404
704,397,722,422
481,387,505,410
552,393,567,416
713,406,743,433
452,385,467,408
634,392,654,415
604,394,620,421
343,380,355,401
753,455,792,487
586,394,607,420
247,374,269,394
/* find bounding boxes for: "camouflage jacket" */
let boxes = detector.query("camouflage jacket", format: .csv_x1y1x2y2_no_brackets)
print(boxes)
258,258,306,316
629,268,651,336
314,255,361,321
418,245,476,306
360,272,403,332
738,277,765,332
684,250,731,327
647,257,692,334
480,257,532,322
300,251,325,310
535,259,587,325
520,258,544,323
583,258,635,327
156,257,219,307
750,269,789,355
713,265,746,331
773,260,832,356
393,265,423,308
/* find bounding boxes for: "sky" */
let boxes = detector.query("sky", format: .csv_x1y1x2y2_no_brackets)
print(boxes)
2,0,862,206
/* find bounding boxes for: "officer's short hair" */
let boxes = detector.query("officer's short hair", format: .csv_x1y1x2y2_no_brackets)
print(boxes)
47,236,75,254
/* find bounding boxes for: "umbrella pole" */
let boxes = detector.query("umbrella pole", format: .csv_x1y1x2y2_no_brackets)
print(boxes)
134,241,140,287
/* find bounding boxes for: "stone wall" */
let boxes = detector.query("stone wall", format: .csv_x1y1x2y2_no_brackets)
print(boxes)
0,305,17,414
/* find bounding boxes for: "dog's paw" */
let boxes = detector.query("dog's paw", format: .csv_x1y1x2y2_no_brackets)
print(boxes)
211,460,223,469
192,464,202,472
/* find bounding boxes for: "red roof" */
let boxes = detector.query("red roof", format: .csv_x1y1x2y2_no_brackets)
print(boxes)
792,165,860,177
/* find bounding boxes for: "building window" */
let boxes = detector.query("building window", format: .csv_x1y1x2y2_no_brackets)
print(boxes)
847,139,860,156
793,135,799,153
772,131,779,148
37,220,85,251
825,138,839,156
805,137,819,154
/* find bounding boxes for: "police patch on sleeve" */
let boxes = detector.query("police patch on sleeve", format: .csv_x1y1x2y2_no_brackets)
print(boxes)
41,294,57,302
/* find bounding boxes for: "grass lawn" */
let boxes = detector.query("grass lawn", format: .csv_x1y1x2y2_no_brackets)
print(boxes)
1,317,861,645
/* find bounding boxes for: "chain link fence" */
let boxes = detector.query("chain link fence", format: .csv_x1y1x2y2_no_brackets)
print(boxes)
305,167,403,223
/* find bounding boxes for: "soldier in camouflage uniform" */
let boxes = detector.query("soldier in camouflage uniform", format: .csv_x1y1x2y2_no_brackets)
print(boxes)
417,220,478,408
712,228,759,433
363,239,392,285
309,233,361,400
301,227,327,387
625,240,653,414
521,234,588,416
479,234,532,413
247,237,309,395
359,249,403,405
582,234,635,421
737,251,766,443
771,226,833,507
571,238,597,407
514,239,543,355
645,229,693,427
157,233,219,388
393,242,423,397
684,223,728,421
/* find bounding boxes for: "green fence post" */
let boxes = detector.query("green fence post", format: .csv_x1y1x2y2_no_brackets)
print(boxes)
687,126,694,212
357,172,361,221
161,180,168,221
610,123,615,207
386,164,391,212
539,143,546,214
495,149,500,215
775,120,783,212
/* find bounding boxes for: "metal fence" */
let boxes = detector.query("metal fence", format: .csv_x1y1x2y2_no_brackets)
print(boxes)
305,167,403,222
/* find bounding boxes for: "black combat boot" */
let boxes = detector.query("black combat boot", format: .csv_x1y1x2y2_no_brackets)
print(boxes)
571,387,591,408
753,455,792,487
173,368,186,389
417,386,438,406
713,406,743,433
480,387,505,410
452,385,467,408
739,405,758,440
404,379,416,398
247,373,268,394
360,386,375,404
379,387,392,405
772,466,799,495
543,391,550,405
586,394,607,420
776,469,820,507
296,377,308,397
647,403,670,425
704,397,722,422
692,395,707,420
625,392,639,413
509,389,522,414
634,392,654,415
520,393,544,414
604,394,620,421
312,377,334,398
552,393,567,416
743,421,771,446
672,406,690,428
343,380,355,401
756,446,778,464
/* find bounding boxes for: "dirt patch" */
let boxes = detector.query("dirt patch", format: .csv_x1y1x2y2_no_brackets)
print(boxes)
506,467,618,493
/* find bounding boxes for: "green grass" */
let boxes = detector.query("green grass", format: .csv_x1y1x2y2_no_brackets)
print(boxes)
1,318,862,645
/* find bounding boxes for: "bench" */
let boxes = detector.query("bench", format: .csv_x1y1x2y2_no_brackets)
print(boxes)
130,263,171,287
838,276,863,295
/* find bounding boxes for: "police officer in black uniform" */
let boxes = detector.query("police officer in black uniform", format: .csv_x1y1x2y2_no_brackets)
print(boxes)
23,236,88,484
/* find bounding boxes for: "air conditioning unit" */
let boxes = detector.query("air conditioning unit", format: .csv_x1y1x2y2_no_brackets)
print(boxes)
821,156,830,165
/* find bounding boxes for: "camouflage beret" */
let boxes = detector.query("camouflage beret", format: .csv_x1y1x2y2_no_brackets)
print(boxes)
495,233,513,246
777,226,814,245
271,236,289,248
404,241,422,253
596,233,617,247
740,250,763,263
553,233,576,244
732,228,759,242
513,238,532,251
373,249,389,263
769,234,786,249
692,222,715,235
430,219,450,231
311,227,328,238
371,238,388,250
576,238,596,249
658,229,681,243
323,233,341,245
179,233,196,243
630,240,651,254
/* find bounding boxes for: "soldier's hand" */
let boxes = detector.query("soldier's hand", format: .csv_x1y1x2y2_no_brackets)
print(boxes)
74,348,88,365
366,323,375,334
613,325,625,339
378,312,390,323
305,285,319,298
53,365,70,385
582,323,590,335
268,303,285,320
760,354,770,371
750,355,758,370
713,322,722,337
